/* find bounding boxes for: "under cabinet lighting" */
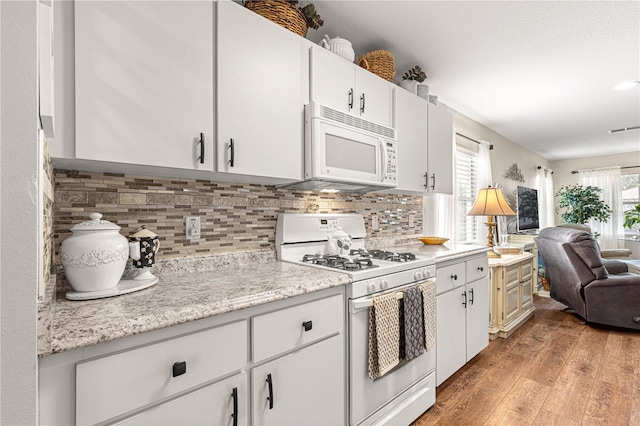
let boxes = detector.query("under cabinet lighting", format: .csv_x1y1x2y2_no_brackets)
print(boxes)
614,81,640,91
320,189,341,193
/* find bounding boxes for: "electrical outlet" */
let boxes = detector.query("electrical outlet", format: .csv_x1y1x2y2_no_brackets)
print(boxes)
372,215,379,230
409,214,415,228
186,216,201,242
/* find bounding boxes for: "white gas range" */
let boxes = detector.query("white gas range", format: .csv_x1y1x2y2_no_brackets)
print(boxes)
276,213,437,426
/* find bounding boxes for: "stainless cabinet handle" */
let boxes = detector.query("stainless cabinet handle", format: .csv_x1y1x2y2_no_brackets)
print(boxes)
423,172,429,189
348,88,354,109
462,290,467,308
469,288,475,305
430,173,436,190
360,93,365,113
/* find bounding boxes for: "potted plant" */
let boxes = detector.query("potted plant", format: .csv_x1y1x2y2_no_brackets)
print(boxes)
555,184,612,224
399,65,427,96
245,0,323,37
624,204,640,230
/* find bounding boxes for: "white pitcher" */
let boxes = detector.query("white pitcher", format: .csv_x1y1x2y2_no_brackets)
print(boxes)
319,35,355,63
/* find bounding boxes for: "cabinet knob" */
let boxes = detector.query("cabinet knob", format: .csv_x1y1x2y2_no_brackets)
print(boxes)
302,320,313,331
172,361,186,377
477,266,484,272
451,274,458,280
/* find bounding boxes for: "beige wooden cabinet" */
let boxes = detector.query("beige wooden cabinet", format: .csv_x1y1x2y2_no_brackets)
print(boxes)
488,253,535,340
507,234,540,293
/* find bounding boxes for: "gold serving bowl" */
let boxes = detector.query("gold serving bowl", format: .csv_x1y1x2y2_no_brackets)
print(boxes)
418,236,449,245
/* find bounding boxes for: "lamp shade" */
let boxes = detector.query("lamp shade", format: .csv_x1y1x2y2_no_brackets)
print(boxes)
467,186,516,216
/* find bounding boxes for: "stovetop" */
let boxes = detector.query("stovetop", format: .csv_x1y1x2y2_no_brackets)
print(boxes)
301,249,418,271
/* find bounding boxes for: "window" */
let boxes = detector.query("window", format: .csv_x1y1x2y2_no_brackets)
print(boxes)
621,173,639,212
455,147,479,242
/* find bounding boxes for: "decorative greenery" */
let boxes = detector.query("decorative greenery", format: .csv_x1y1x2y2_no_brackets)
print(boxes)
555,184,612,224
402,65,427,82
287,0,323,30
624,204,640,230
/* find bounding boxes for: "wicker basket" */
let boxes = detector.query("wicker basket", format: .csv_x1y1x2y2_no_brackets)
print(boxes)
357,50,395,81
245,0,308,38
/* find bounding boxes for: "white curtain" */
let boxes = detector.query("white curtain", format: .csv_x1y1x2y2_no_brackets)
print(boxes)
474,142,493,243
535,167,555,229
579,167,624,249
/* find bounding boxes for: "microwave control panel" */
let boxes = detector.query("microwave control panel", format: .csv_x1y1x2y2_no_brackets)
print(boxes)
384,140,397,184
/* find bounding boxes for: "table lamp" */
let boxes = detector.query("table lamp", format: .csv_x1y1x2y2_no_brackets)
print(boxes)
467,186,516,257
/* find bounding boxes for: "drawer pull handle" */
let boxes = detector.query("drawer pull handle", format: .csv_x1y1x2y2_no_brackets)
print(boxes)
266,373,274,409
172,361,186,377
462,290,467,308
451,274,458,280
302,320,313,331
231,387,238,426
477,266,484,272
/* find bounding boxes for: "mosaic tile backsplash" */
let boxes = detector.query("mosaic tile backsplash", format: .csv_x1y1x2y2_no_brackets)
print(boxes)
52,170,423,264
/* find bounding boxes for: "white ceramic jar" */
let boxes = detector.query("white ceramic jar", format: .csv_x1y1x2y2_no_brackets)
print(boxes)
61,212,129,292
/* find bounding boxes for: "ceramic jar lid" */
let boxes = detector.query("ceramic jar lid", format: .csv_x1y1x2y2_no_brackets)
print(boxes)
70,212,121,232
132,225,157,239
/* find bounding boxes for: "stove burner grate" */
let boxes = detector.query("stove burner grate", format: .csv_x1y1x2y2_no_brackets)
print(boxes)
301,253,379,271
369,250,417,262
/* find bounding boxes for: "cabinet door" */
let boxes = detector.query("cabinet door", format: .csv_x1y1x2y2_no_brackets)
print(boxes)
217,1,303,180
466,278,489,362
355,67,394,126
252,335,345,426
504,281,520,325
393,88,428,193
521,276,534,311
436,287,467,386
116,372,248,426
310,46,356,116
74,1,214,170
426,102,453,194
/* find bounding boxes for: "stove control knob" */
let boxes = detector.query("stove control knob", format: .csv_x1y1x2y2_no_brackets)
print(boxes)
423,269,432,278
414,271,424,281
367,282,377,293
380,279,389,290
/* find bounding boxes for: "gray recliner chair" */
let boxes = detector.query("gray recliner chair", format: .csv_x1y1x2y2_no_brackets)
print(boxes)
535,227,640,330
556,223,632,259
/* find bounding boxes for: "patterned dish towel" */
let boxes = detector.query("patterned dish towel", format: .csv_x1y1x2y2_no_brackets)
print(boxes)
368,292,400,380
401,286,425,361
420,279,437,351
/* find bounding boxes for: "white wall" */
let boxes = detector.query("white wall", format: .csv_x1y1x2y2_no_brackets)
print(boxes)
0,1,40,424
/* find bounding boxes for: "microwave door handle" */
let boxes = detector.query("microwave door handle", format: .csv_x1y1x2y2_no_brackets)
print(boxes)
380,139,387,182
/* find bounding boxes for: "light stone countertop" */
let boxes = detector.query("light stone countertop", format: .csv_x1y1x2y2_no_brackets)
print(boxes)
37,250,350,357
37,243,489,357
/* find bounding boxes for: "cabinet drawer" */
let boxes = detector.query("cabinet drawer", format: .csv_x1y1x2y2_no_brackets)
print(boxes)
252,294,343,363
77,320,247,425
466,256,489,282
436,262,466,294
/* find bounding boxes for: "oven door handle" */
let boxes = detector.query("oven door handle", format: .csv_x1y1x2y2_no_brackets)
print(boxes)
350,278,436,314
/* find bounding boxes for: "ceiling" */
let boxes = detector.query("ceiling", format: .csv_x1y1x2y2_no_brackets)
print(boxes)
300,0,640,161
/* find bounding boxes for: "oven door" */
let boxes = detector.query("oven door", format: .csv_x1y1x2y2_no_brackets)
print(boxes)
309,117,395,187
349,279,436,425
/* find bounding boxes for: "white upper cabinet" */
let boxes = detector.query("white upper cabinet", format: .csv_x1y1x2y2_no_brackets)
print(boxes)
310,46,393,127
393,88,429,193
216,1,304,181
393,91,453,195
427,102,454,194
74,1,214,170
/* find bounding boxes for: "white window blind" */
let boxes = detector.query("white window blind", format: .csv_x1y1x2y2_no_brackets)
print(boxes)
456,147,479,242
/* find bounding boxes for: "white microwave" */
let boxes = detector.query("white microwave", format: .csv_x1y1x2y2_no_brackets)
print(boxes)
285,103,397,193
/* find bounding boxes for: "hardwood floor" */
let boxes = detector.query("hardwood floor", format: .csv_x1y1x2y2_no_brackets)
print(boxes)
413,295,640,426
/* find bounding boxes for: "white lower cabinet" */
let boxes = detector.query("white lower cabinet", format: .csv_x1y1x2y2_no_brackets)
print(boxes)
252,335,344,426
436,253,489,386
116,372,249,426
39,287,345,426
